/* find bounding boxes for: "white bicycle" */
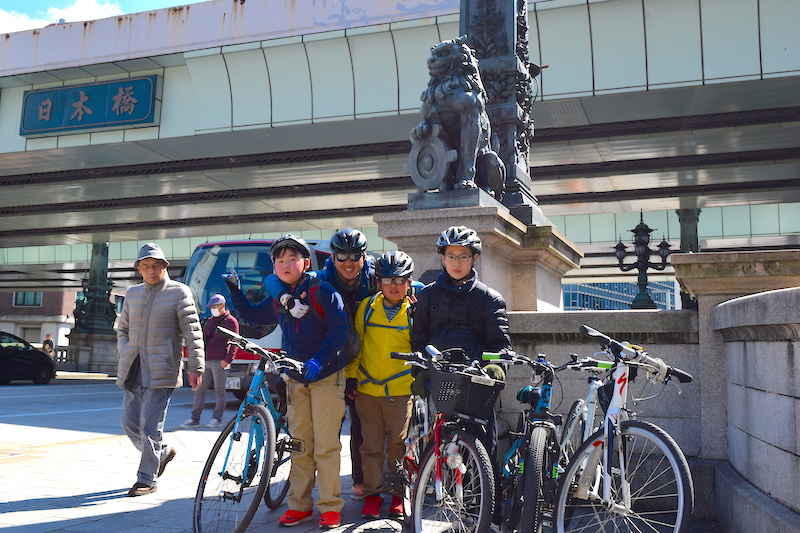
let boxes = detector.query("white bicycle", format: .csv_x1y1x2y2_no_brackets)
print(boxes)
555,325,695,533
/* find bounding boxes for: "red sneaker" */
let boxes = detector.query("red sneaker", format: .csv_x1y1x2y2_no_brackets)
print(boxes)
361,495,383,518
318,511,341,529
388,496,404,518
278,509,313,527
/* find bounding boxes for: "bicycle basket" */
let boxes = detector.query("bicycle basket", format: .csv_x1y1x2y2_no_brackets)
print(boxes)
429,369,504,420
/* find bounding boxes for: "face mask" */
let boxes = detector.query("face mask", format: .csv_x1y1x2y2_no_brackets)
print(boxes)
210,308,221,317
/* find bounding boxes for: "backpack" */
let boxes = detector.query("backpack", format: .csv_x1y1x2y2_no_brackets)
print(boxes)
357,292,413,399
305,277,361,366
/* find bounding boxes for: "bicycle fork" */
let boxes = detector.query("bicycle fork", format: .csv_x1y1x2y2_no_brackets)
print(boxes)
433,418,467,503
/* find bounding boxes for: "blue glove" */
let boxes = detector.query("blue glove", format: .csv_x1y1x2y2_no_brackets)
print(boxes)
303,358,323,381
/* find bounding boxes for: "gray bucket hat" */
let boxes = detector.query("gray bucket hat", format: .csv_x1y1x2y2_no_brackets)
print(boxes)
136,243,169,266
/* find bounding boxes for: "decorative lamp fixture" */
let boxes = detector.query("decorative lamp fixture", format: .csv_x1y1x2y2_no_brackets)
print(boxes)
615,212,671,309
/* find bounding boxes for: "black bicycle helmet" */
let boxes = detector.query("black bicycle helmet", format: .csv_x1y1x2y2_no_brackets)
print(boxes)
436,225,482,254
376,251,414,278
330,228,368,254
271,234,311,260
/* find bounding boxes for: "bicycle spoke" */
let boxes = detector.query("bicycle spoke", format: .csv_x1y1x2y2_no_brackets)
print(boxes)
194,405,275,533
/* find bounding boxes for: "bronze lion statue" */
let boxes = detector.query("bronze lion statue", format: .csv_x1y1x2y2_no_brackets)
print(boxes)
408,36,505,199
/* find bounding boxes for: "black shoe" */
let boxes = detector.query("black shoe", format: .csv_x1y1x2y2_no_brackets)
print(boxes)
158,446,176,477
128,482,157,497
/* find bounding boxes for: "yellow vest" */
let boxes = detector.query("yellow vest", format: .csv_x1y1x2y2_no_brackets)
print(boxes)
346,293,414,398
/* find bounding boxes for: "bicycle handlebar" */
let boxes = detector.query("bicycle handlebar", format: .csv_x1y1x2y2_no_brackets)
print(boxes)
216,326,310,385
391,346,492,377
579,324,693,384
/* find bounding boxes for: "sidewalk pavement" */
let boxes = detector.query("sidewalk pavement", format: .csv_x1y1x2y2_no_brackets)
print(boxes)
0,372,720,533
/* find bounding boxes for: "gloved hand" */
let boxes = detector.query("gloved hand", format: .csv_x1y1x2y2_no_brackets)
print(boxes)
483,364,506,382
302,358,323,381
411,369,430,398
345,377,357,399
223,267,241,292
279,291,309,319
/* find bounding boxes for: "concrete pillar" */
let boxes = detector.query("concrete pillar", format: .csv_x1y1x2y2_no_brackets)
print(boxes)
671,250,800,460
373,190,582,311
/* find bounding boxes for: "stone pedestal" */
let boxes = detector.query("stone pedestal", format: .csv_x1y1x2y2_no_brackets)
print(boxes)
671,250,800,461
374,190,583,311
67,331,119,375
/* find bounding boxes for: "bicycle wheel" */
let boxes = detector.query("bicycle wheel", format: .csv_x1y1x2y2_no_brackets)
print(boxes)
263,418,292,509
554,420,693,533
402,397,430,519
410,430,494,533
194,404,276,533
498,415,526,533
520,425,559,533
560,399,588,461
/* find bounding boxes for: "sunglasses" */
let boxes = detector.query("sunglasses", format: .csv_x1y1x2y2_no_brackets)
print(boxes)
380,277,410,286
334,252,363,262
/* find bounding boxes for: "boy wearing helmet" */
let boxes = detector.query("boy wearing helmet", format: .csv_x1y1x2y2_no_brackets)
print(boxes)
263,227,378,499
411,226,511,474
411,225,511,359
225,234,349,529
346,251,416,519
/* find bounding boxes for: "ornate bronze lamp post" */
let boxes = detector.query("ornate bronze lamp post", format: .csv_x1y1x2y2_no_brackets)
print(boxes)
614,213,671,309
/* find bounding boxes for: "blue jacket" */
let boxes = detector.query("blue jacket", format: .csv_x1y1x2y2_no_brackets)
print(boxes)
228,274,349,381
265,255,378,319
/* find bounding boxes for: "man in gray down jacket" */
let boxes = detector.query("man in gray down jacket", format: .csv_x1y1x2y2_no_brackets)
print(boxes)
116,243,205,497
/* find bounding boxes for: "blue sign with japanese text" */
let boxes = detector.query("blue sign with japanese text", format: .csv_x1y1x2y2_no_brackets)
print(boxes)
20,75,158,136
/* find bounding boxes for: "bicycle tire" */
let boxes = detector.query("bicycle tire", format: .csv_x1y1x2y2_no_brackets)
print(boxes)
263,419,292,509
402,398,430,519
560,399,588,461
554,420,693,533
193,404,276,533
499,414,526,533
410,431,494,533
520,425,558,533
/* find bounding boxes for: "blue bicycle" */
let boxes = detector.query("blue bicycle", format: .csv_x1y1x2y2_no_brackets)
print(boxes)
193,327,305,533
484,351,587,533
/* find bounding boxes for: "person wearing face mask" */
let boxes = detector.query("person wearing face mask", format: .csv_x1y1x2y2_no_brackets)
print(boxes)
181,294,239,429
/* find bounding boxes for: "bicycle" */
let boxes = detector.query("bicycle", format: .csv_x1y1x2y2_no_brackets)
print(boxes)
554,324,694,533
382,391,433,521
484,351,601,533
193,326,306,533
391,345,504,533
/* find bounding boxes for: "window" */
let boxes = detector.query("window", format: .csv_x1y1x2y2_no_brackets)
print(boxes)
13,292,42,307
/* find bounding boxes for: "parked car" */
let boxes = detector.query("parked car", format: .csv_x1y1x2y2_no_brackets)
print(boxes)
0,331,57,384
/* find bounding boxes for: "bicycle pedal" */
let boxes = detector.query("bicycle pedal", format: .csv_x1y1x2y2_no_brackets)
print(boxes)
285,438,305,453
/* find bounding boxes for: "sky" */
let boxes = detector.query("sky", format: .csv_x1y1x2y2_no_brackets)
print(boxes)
0,0,208,34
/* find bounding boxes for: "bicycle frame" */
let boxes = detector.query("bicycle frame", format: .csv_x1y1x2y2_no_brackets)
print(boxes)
218,362,274,498
559,359,609,461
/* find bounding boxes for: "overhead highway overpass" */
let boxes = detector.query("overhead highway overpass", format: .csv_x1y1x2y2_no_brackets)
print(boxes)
0,0,798,292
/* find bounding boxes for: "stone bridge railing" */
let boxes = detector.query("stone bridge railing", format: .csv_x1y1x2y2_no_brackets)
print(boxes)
712,286,800,532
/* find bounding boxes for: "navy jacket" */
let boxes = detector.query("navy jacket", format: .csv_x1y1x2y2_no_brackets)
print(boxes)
411,269,511,360
265,255,378,319
228,274,349,381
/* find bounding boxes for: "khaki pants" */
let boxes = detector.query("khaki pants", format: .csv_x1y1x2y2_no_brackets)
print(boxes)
286,372,346,514
355,393,412,497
